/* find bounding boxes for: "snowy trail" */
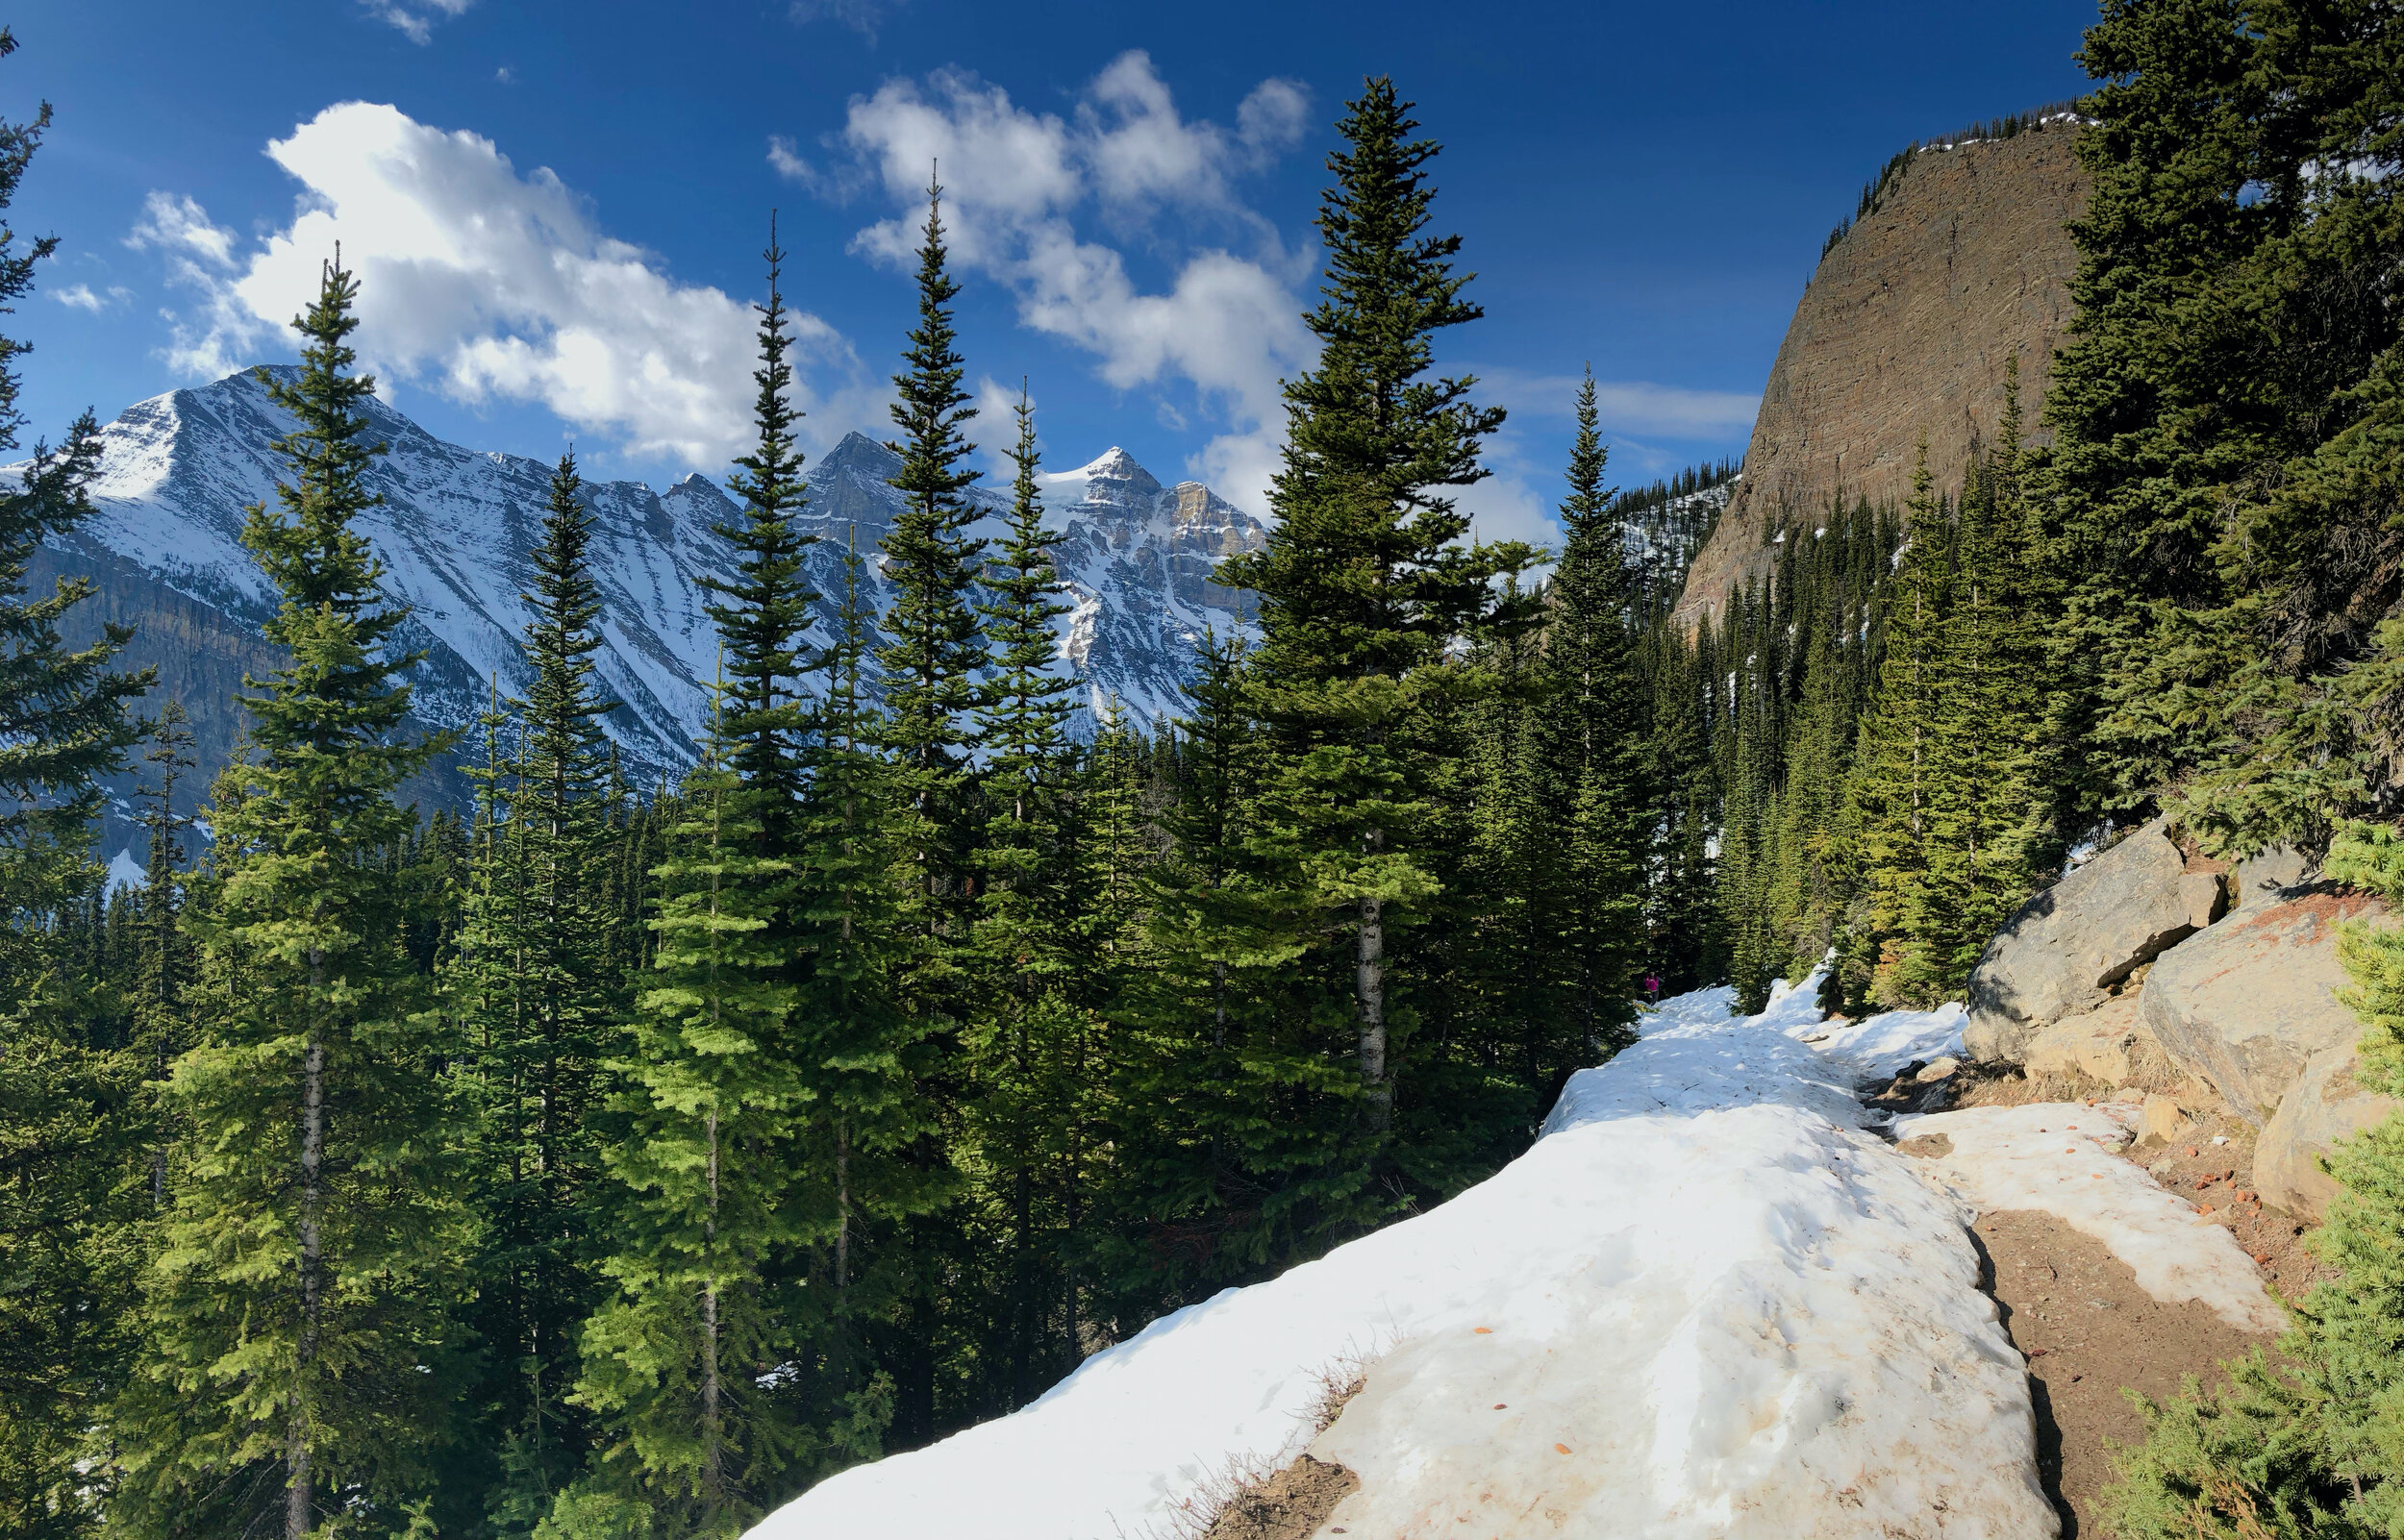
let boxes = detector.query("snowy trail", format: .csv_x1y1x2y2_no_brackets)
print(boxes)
756,979,2056,1540
1897,1103,2284,1333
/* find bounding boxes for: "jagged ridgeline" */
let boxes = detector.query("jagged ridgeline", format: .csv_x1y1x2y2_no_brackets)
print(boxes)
27,369,1266,865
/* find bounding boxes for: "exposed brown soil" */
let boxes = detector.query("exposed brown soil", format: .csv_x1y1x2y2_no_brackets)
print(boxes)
1196,1455,1359,1540
1968,1209,2278,1537
2116,1107,2337,1300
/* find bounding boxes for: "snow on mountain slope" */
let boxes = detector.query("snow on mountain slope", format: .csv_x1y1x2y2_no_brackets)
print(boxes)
754,979,2061,1540
43,368,1267,817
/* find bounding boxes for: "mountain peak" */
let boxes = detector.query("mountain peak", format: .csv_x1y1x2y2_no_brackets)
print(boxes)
1074,446,1142,479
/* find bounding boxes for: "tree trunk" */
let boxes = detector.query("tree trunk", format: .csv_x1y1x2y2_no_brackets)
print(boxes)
289,946,327,1540
1357,884,1390,1134
701,1106,723,1510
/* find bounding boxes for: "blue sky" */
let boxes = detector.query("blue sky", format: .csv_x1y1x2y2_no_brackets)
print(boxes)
6,0,2099,544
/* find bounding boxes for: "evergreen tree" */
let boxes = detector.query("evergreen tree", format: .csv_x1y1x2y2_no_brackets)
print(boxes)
785,526,927,1474
572,720,806,1539
568,230,820,1539
1534,368,1645,1062
133,702,197,1212
876,176,989,989
1852,445,1952,1007
458,452,630,1535
0,36,151,1530
1216,79,1535,1230
113,258,466,1540
963,390,1086,1411
870,175,988,1444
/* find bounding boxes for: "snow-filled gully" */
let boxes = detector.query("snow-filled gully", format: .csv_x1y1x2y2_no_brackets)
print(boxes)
755,980,2281,1540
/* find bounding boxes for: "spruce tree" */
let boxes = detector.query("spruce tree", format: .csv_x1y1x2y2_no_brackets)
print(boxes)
786,526,928,1473
1853,445,1952,1007
1535,369,1645,1062
0,37,151,1529
870,176,988,1444
568,230,819,1539
964,390,1085,1410
876,175,989,987
457,452,629,1534
1216,79,1534,1220
113,258,466,1540
572,720,806,1539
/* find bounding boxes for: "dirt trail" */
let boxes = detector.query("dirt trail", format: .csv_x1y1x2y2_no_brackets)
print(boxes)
1906,1074,2316,1537
1968,1209,2275,1537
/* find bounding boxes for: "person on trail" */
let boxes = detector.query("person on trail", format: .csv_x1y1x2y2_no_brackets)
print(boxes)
1642,972,1662,1007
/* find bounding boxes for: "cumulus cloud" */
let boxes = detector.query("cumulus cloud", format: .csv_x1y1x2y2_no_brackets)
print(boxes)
131,103,870,467
360,0,473,44
806,53,1315,513
51,283,132,313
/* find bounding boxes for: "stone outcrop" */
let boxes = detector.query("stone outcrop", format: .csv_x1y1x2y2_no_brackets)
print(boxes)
2232,844,2309,907
1964,820,2223,1063
2254,1039,2397,1218
2021,994,2146,1085
2138,887,2393,1125
1672,126,2089,633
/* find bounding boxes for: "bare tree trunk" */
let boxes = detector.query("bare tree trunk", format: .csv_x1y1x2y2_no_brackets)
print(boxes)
288,947,327,1540
1357,880,1390,1133
701,1107,723,1509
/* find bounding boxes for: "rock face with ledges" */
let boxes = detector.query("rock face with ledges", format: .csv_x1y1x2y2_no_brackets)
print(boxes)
1673,125,2089,633
1964,819,2223,1063
2138,887,2392,1125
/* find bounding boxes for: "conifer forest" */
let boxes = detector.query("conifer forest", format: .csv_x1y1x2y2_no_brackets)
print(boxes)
5,3,2404,1537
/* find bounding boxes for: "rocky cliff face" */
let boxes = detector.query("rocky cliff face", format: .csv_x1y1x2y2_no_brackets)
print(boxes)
1672,124,2090,631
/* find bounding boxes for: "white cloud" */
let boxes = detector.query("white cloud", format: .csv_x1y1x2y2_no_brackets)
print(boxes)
1484,367,1761,439
360,0,472,44
132,102,871,467
765,135,820,190
51,283,131,313
126,191,265,378
810,54,1315,514
128,191,237,268
789,0,907,41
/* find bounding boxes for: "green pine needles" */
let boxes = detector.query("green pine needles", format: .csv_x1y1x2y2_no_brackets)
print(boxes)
114,258,467,1540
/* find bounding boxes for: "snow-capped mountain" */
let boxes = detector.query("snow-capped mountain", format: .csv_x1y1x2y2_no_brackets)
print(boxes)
37,367,1265,856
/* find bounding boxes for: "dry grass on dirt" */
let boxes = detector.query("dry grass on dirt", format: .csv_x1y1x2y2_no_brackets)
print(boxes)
1163,1356,1367,1540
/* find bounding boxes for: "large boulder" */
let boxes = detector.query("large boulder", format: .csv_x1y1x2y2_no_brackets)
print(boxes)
2233,844,2309,907
2138,887,2392,1124
2021,993,2146,1085
1965,819,2224,1062
2254,1038,2397,1218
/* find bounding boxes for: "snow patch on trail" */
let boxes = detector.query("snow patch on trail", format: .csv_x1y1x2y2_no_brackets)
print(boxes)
754,978,2057,1540
1794,1000,1968,1079
1897,1103,2284,1333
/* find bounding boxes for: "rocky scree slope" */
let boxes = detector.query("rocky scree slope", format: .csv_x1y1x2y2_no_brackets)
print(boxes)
30,368,1265,860
1672,122,2089,632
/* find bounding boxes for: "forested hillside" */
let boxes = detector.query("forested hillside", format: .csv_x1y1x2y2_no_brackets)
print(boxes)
4,3,2404,1538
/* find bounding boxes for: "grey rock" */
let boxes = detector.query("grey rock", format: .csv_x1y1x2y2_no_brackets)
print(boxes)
1964,820,2221,1063
2255,1039,2397,1218
2139,888,2393,1124
2022,994,2146,1085
1916,1056,1961,1083
2233,844,2310,907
